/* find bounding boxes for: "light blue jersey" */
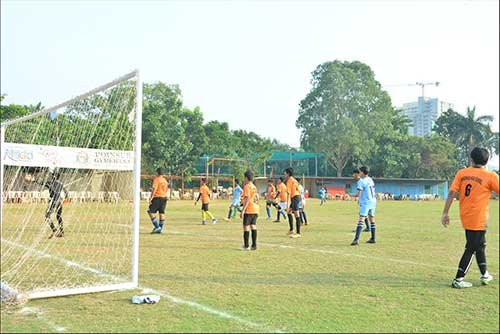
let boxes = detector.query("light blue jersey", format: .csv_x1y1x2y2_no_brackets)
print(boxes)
232,185,243,206
357,177,376,206
319,188,326,198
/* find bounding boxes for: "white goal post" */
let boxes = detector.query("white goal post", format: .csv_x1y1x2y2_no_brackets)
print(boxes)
1,70,142,302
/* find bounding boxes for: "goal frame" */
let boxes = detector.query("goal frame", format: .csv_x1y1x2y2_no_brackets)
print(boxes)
0,70,143,300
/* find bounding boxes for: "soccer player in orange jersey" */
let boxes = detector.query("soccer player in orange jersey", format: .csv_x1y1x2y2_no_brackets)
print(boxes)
148,168,169,234
441,147,499,288
273,177,289,223
240,170,259,250
195,177,217,225
284,167,302,238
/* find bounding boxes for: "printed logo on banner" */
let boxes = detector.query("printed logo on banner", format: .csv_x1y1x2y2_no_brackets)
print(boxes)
76,151,90,165
40,147,59,166
3,147,34,163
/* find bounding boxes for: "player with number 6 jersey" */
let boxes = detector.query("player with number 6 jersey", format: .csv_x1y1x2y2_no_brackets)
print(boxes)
442,147,499,289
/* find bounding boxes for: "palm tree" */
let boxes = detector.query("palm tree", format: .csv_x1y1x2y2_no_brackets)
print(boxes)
460,106,494,153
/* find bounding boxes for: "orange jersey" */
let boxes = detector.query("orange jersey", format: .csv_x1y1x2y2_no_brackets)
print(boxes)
152,176,168,198
450,167,499,231
286,177,300,198
243,181,259,214
277,183,287,202
267,184,276,200
200,184,211,204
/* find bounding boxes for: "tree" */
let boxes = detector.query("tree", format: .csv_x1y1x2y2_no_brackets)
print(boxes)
141,82,203,176
296,60,399,176
402,135,457,179
434,106,498,167
1,94,43,123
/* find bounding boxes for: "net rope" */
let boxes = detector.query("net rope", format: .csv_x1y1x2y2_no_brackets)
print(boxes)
1,73,138,301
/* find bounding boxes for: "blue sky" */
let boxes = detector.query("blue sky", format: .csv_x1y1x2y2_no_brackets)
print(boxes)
1,0,498,152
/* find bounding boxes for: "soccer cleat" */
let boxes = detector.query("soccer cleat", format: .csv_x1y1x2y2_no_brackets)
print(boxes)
366,239,376,244
287,230,294,235
451,279,473,289
251,246,257,250
200,221,206,225
241,246,250,251
363,228,371,232
480,274,493,285
212,219,217,224
151,227,162,234
290,234,302,238
273,220,281,223
304,222,308,225
350,239,359,246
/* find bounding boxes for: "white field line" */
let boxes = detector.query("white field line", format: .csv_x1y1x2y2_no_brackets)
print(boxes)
132,223,459,271
1,239,119,282
18,307,66,333
3,238,282,333
140,287,285,333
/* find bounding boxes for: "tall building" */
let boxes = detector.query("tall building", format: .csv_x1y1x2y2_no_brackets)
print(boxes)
401,97,454,137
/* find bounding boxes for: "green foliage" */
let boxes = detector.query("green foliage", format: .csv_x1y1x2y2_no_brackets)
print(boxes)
434,106,498,167
297,60,409,176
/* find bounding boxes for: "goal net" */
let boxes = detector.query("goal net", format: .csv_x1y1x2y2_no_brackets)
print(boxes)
1,71,142,302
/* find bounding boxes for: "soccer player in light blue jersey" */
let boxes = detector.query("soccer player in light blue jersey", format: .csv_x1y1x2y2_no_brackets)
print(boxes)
319,187,327,205
224,179,243,222
351,166,377,245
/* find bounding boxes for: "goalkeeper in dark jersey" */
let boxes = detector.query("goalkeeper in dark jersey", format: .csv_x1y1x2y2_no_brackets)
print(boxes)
39,170,68,239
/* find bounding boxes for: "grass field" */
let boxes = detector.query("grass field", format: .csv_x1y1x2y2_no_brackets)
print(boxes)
1,199,499,333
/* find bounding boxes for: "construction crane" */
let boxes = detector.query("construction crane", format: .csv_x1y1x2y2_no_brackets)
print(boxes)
384,81,439,99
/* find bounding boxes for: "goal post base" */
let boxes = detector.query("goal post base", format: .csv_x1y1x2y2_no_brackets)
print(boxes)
27,282,137,300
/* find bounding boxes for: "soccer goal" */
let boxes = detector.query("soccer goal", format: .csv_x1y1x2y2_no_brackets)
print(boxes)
1,70,142,303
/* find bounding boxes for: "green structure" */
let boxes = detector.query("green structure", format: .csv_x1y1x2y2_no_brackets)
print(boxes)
264,151,327,177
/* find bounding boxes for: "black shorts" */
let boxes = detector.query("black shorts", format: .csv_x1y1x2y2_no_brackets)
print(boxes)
149,197,167,214
266,200,276,206
465,230,486,251
243,214,258,226
290,195,302,212
201,203,209,211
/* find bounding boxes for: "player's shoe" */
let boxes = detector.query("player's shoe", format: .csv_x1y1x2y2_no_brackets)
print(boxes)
451,279,472,289
251,246,257,250
350,239,359,246
287,230,294,235
290,233,302,238
241,246,250,251
151,227,162,234
366,239,376,244
480,273,494,285
200,221,206,225
212,219,217,224
273,220,280,223
56,230,64,238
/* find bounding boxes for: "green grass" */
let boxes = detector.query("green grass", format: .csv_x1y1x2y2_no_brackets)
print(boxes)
1,199,499,333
